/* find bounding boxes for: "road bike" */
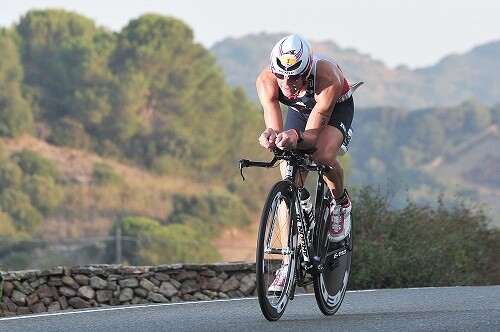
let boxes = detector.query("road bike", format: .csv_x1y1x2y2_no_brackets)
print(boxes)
239,147,353,321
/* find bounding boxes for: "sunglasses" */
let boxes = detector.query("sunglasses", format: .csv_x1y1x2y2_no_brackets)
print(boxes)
274,73,303,80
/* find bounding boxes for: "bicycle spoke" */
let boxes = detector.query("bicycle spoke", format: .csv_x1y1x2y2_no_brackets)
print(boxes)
256,181,297,321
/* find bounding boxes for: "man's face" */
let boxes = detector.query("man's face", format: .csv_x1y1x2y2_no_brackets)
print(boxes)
274,73,305,98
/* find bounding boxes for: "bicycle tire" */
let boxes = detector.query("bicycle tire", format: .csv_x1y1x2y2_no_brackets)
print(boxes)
256,180,298,321
312,199,353,315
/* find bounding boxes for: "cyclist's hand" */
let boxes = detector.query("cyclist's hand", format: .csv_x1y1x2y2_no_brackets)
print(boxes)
258,128,278,149
275,129,298,150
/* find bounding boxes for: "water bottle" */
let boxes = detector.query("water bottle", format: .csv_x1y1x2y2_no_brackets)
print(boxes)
299,188,314,228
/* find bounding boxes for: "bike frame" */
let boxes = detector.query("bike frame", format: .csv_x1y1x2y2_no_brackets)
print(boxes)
239,148,332,277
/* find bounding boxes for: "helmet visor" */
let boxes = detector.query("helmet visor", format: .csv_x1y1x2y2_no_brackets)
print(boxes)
275,57,303,72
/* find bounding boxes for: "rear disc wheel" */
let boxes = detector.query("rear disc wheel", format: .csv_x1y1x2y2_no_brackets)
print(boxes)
313,202,353,315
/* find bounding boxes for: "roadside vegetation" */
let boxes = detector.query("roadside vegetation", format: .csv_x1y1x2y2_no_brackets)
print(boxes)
350,186,500,288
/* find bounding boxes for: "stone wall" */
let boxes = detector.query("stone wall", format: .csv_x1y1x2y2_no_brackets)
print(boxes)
0,262,256,317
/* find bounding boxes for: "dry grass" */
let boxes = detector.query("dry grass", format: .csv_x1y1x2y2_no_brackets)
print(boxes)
2,135,262,261
2,134,221,235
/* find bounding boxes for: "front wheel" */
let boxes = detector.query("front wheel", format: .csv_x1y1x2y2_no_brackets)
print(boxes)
312,200,353,315
256,180,298,321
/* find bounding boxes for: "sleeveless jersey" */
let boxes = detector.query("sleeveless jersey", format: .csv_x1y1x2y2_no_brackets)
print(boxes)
278,54,351,112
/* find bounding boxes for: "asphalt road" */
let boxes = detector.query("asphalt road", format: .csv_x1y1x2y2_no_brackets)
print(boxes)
1,286,499,332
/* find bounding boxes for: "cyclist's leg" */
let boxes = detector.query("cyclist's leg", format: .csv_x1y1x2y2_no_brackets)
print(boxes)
310,97,354,200
283,106,309,186
312,98,354,241
313,126,344,198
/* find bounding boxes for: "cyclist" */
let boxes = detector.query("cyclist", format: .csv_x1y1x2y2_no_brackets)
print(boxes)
256,34,358,291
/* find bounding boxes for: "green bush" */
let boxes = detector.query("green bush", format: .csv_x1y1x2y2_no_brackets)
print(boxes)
106,216,220,265
170,189,251,235
0,158,23,194
11,149,59,179
21,174,64,214
0,189,43,233
349,186,500,289
48,117,91,149
1,251,30,271
92,162,123,185
0,211,19,237
0,263,4,300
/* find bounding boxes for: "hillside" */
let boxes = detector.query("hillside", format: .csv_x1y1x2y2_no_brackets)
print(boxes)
211,34,500,109
2,135,202,236
0,10,273,269
2,134,257,262
345,101,499,227
426,125,500,227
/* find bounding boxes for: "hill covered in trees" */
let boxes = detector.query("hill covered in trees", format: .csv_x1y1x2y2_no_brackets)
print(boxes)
2,10,264,176
0,9,271,269
211,33,500,109
350,101,499,221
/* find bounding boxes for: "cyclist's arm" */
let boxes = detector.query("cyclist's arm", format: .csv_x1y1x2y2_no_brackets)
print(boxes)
256,67,304,150
256,67,284,148
302,60,344,147
257,67,283,130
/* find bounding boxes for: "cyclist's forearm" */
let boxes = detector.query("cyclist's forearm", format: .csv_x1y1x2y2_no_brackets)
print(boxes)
297,128,320,149
263,108,283,132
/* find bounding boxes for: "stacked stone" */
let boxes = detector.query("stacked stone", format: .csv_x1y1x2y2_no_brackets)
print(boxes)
0,263,256,317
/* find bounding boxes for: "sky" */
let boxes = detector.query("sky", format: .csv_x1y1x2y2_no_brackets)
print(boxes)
0,0,499,69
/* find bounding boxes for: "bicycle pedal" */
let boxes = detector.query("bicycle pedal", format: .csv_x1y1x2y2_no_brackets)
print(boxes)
301,262,314,271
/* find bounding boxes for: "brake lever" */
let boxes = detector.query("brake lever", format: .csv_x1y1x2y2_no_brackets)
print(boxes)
239,159,250,180
238,154,280,181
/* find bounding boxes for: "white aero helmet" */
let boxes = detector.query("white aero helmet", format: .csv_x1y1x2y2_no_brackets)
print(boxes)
270,34,313,78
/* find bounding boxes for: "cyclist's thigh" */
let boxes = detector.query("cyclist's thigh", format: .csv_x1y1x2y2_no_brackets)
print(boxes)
327,97,354,141
315,125,344,158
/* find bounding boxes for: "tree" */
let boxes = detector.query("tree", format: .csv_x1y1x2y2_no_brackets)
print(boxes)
0,32,33,137
11,149,59,179
110,15,238,175
21,175,64,214
56,32,117,134
0,188,43,234
0,157,23,194
16,9,117,137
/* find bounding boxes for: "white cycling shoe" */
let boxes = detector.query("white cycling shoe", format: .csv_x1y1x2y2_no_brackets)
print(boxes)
328,195,352,242
268,264,288,293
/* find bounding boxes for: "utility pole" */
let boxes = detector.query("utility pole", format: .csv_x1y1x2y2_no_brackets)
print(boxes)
116,220,123,264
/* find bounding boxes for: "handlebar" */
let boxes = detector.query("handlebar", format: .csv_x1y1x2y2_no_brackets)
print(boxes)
239,147,330,180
